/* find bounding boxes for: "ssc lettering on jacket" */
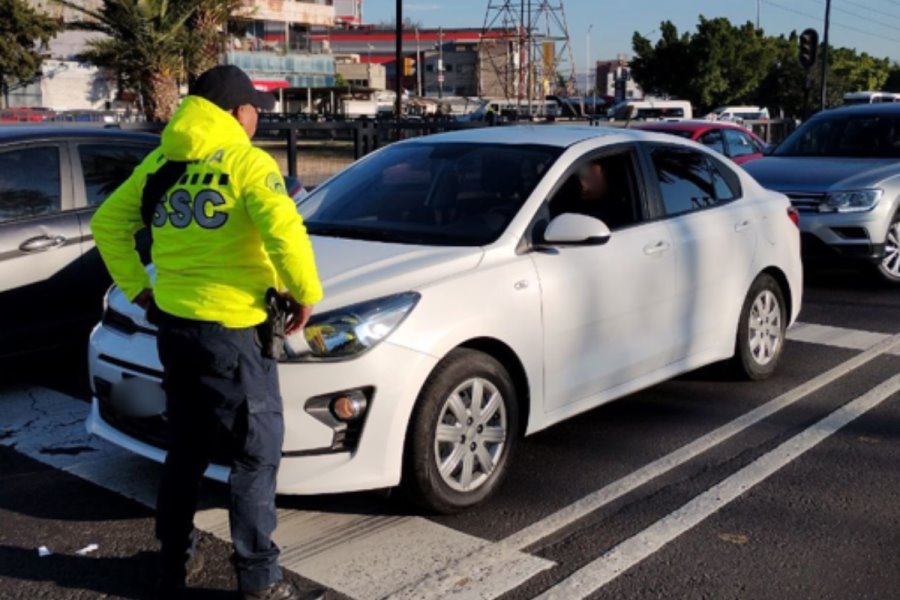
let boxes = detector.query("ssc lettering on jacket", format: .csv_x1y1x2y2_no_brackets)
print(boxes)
153,188,229,229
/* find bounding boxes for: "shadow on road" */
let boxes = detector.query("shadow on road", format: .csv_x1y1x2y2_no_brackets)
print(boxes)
0,546,237,599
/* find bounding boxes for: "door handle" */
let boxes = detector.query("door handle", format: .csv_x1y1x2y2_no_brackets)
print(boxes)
734,220,752,232
19,235,67,253
643,240,671,256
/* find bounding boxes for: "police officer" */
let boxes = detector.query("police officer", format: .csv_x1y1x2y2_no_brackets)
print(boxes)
91,65,324,600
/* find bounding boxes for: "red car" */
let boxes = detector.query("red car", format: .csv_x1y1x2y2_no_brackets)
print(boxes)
634,120,768,165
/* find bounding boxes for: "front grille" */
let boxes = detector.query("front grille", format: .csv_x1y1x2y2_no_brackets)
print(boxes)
785,192,827,213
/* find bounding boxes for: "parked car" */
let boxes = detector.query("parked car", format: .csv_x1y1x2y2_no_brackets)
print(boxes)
0,126,158,356
606,99,693,120
633,120,768,165
703,105,770,122
0,126,307,357
842,91,900,105
87,126,802,513
743,103,900,283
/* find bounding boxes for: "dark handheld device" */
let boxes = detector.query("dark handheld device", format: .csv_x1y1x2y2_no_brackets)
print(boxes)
257,288,288,360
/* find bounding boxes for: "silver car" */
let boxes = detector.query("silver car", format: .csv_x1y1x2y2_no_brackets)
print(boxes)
744,104,900,283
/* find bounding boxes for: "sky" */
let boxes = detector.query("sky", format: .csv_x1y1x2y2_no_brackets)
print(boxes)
360,0,900,75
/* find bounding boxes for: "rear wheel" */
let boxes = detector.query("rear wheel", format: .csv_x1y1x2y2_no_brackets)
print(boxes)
403,349,519,514
731,274,787,380
875,213,900,284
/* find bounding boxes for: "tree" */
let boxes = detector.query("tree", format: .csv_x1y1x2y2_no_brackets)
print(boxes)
632,16,893,117
334,72,347,89
0,0,61,108
885,63,900,92
179,0,247,84
57,0,195,121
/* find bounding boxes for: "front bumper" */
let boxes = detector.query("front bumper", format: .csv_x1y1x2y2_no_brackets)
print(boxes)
87,323,439,494
797,209,889,264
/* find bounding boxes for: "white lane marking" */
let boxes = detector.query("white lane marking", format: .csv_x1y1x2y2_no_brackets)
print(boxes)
386,331,900,600
0,387,552,600
786,322,899,354
536,374,900,599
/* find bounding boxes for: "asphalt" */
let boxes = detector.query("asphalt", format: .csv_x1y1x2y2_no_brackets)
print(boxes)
1,263,899,599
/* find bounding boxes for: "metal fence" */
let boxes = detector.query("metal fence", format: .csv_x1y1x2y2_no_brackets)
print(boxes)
104,115,802,187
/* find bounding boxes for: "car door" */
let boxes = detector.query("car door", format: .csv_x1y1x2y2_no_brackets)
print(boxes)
645,143,758,361
72,140,155,319
723,128,764,164
0,141,82,352
530,145,677,413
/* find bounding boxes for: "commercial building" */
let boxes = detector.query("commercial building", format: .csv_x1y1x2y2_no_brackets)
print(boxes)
595,54,643,103
15,0,339,114
311,28,515,98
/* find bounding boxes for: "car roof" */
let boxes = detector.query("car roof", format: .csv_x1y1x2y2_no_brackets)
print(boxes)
0,125,159,144
814,103,900,117
632,119,748,132
396,124,664,148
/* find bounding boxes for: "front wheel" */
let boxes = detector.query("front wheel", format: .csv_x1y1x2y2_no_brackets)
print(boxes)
403,349,519,514
875,214,900,284
731,274,787,380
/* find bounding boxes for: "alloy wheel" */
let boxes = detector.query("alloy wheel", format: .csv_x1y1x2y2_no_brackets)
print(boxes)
748,290,783,367
882,221,900,278
433,377,507,493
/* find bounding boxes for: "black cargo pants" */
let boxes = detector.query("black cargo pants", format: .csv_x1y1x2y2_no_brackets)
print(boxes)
155,311,283,592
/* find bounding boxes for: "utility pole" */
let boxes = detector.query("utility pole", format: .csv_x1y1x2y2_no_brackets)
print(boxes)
395,0,403,119
438,26,444,99
415,27,422,97
820,0,831,110
584,23,592,118
756,0,760,29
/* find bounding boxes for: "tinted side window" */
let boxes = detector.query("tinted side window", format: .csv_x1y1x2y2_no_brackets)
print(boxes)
79,144,152,207
698,129,725,154
0,146,62,223
723,129,756,158
650,146,739,216
548,151,642,230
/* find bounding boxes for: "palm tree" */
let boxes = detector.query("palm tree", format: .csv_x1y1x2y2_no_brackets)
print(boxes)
57,0,194,121
181,0,247,84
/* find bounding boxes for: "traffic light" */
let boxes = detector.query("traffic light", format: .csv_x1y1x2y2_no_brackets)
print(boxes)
799,28,819,69
402,57,415,77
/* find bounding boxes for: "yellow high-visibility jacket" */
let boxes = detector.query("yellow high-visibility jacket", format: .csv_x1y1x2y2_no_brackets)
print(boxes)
91,96,323,328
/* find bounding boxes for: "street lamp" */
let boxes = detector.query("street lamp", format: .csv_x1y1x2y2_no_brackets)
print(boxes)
585,24,593,116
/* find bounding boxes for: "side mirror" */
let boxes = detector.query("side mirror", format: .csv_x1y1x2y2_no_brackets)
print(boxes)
762,143,776,156
542,213,611,246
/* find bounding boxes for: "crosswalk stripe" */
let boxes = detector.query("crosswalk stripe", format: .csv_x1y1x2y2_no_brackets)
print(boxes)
2,321,898,600
535,374,900,599
0,387,552,600
386,328,900,599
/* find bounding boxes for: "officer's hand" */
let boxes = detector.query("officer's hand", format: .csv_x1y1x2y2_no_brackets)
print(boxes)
282,293,314,335
133,288,154,309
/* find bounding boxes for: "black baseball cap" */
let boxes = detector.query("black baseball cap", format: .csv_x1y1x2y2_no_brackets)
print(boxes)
190,65,276,112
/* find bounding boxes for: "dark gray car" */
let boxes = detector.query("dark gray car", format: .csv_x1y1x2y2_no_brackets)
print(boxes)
0,127,157,356
744,104,900,283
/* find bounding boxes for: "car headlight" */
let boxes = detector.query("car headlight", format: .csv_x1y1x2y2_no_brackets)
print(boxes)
823,189,882,213
284,292,420,361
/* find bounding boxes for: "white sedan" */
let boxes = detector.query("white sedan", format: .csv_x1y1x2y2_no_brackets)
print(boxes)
87,126,802,513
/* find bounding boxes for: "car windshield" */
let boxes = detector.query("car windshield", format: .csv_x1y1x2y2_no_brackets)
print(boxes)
774,114,900,158
299,142,561,246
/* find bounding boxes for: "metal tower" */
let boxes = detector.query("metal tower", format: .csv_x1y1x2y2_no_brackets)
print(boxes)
479,0,577,109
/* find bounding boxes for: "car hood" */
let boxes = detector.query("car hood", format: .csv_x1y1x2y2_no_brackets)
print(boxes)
743,157,900,193
106,237,484,327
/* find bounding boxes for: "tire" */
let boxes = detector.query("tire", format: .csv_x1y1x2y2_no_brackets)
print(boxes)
875,212,900,284
402,348,519,514
731,274,787,380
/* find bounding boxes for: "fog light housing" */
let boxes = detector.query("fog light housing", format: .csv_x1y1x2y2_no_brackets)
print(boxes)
331,391,368,421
